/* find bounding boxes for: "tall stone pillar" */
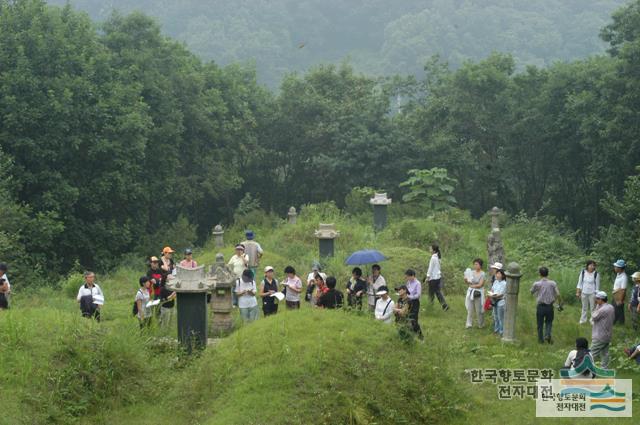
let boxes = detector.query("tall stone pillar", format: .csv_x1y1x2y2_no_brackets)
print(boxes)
370,192,392,231
212,224,224,248
502,262,522,343
288,206,297,224
487,206,505,266
167,265,214,352
209,253,235,336
314,223,339,258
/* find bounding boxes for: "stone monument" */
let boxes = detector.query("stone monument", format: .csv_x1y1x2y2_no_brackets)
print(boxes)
369,192,392,231
314,223,339,258
487,206,505,266
209,253,235,336
212,224,224,248
166,265,215,352
287,206,297,224
502,262,522,343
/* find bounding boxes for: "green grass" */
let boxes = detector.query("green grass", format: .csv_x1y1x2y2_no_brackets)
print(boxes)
1,206,639,424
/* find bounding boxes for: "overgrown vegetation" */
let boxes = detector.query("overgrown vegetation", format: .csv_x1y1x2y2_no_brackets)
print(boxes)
2,0,640,284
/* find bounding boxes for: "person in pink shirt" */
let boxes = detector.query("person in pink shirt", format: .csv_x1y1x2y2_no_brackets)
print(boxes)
179,248,198,269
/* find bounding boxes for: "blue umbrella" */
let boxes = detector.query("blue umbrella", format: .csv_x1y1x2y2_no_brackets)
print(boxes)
345,249,387,265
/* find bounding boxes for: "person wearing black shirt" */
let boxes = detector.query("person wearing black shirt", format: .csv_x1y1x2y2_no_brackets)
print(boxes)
259,266,279,316
159,283,176,328
346,267,366,309
317,277,344,309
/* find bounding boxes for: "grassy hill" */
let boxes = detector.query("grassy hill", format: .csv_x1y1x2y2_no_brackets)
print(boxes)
1,204,639,424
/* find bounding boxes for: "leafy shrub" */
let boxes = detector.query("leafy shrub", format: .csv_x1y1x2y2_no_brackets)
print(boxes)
61,273,85,299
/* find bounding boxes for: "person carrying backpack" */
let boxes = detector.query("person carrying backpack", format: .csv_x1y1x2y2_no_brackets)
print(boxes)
576,260,600,325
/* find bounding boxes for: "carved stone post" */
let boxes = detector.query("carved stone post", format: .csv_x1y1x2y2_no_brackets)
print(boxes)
487,206,505,266
167,265,214,352
287,206,297,224
212,224,224,248
370,192,392,231
502,262,522,343
314,223,339,258
209,253,235,336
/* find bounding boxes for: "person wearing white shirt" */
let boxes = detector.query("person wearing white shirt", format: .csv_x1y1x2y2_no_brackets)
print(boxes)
367,264,387,311
228,244,249,307
374,287,394,324
612,259,628,325
426,244,449,311
235,269,259,322
306,263,327,304
576,260,600,324
76,271,104,321
0,263,10,307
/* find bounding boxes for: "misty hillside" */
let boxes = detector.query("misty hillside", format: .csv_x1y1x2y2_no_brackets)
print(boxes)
46,0,626,86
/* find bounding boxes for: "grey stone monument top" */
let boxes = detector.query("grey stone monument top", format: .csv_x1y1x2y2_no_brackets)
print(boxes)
212,224,224,236
167,265,214,292
209,253,235,288
505,262,522,279
288,206,297,224
369,192,392,205
490,206,501,231
314,223,340,239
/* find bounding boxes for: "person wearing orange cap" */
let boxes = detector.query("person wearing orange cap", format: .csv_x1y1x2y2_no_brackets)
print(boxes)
160,246,175,277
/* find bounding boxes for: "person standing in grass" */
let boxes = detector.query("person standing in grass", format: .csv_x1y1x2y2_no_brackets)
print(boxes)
77,271,103,322
0,277,9,310
179,248,198,268
317,276,344,309
282,265,303,309
628,272,640,330
464,259,485,329
374,286,394,324
312,273,328,306
489,269,507,336
228,244,249,307
235,269,259,322
591,291,615,369
135,276,152,328
160,246,175,276
159,280,176,328
367,264,387,312
346,267,367,309
393,284,412,341
241,230,263,278
305,263,326,304
530,266,560,344
426,244,449,311
404,269,424,339
147,257,165,300
0,264,10,307
576,260,600,325
612,259,628,325
259,266,279,316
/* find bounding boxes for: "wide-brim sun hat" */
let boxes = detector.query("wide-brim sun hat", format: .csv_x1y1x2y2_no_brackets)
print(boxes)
613,259,626,268
264,266,274,273
490,262,504,270
632,271,640,280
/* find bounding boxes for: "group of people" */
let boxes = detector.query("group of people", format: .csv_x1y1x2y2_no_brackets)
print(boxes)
67,228,640,371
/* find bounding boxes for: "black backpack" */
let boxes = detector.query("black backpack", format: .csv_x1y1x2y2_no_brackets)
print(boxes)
132,289,142,316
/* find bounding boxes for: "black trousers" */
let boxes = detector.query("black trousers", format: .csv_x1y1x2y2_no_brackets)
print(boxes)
614,303,625,325
428,279,447,307
536,303,554,342
408,299,423,338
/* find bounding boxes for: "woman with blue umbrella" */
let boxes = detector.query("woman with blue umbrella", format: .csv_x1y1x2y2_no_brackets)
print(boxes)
345,250,387,310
